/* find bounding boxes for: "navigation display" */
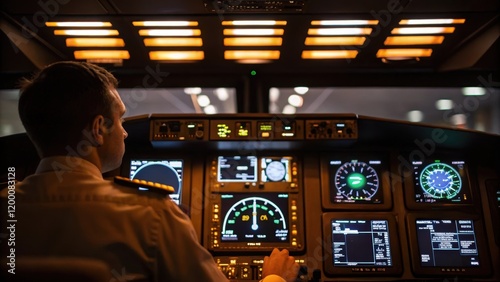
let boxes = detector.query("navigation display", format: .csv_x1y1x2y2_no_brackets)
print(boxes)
407,213,491,276
218,156,257,182
130,159,183,204
415,219,480,267
220,193,289,244
322,213,402,276
412,159,472,204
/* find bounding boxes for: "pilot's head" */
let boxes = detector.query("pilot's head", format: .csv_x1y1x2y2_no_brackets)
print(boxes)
18,61,128,172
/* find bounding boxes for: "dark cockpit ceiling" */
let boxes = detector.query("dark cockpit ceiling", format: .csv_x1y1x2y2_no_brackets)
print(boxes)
1,0,499,90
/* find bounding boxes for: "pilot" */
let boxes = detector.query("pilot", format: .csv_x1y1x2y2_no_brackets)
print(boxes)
0,61,299,282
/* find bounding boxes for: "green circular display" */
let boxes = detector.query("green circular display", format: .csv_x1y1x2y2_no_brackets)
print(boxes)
335,162,379,200
347,173,366,189
419,162,462,199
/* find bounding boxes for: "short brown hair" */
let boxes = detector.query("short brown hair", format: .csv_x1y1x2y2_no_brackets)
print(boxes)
18,61,118,155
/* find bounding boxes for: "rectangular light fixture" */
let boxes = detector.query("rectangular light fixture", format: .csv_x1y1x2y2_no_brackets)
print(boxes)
46,22,112,27
399,19,465,25
133,21,198,26
66,38,125,47
223,29,284,36
139,29,201,36
74,50,130,60
144,38,203,47
311,20,378,26
222,20,287,26
302,50,358,59
305,36,366,46
224,37,282,46
376,48,433,58
54,29,119,36
308,28,372,36
384,36,444,45
149,51,204,61
225,50,280,60
391,27,455,34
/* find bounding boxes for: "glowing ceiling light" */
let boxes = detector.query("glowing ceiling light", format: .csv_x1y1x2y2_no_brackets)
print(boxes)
225,50,280,60
269,87,280,102
288,94,304,107
214,88,230,101
308,28,372,36
149,51,204,61
73,50,130,60
391,27,455,34
222,20,287,26
133,21,198,26
305,37,366,46
139,29,201,36
407,110,424,122
399,19,465,25
294,87,309,95
224,37,282,46
302,50,358,59
435,99,454,110
462,87,486,96
376,48,433,58
384,36,444,45
54,29,119,36
223,29,284,36
66,38,125,47
283,105,296,114
184,87,202,95
311,20,378,25
144,38,203,47
46,22,112,27
203,105,217,114
197,95,211,107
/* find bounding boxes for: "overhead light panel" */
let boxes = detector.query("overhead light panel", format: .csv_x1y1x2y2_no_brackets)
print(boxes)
302,50,358,59
311,20,378,26
46,22,112,27
144,38,203,47
399,19,465,25
384,36,444,45
305,36,366,46
224,37,282,46
66,38,125,47
133,21,198,26
377,48,433,58
54,29,119,36
139,29,201,36
225,50,280,60
149,51,204,61
308,28,372,36
391,27,455,34
222,20,287,26
74,50,130,60
224,29,284,36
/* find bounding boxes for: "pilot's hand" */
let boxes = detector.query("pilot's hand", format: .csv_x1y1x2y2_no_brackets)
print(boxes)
262,248,299,282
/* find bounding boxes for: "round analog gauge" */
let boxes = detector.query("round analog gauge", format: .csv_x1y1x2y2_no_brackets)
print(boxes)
419,162,462,199
335,162,379,200
265,161,287,182
222,197,287,241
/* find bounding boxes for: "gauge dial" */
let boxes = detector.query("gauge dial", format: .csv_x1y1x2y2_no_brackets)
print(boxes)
265,161,287,182
334,161,379,200
221,196,288,242
419,162,462,199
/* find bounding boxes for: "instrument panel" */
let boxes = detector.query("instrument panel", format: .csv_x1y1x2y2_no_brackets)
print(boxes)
115,114,500,281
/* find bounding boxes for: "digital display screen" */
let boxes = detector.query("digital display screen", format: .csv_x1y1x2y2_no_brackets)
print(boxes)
218,156,257,182
220,193,289,244
261,157,292,182
328,159,384,204
415,219,480,267
412,160,472,204
130,159,183,204
331,219,393,266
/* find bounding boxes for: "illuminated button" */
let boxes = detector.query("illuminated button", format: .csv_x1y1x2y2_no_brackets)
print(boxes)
290,183,297,188
214,208,219,213
291,205,297,211
292,241,297,246
244,182,250,188
214,214,219,219
261,132,270,138
292,230,298,235
230,259,237,265
214,240,218,244
292,216,297,221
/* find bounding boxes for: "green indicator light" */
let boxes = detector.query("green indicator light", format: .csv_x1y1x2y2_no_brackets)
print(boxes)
251,70,257,76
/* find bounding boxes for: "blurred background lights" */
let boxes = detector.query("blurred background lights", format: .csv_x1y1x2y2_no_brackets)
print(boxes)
407,110,424,122
435,99,454,110
294,86,309,95
184,87,202,95
462,87,486,96
269,87,280,102
283,105,296,114
203,105,217,114
450,113,467,126
197,94,210,107
288,94,304,107
214,88,229,101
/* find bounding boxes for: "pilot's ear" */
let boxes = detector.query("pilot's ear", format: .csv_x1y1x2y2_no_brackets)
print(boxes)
91,115,106,147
